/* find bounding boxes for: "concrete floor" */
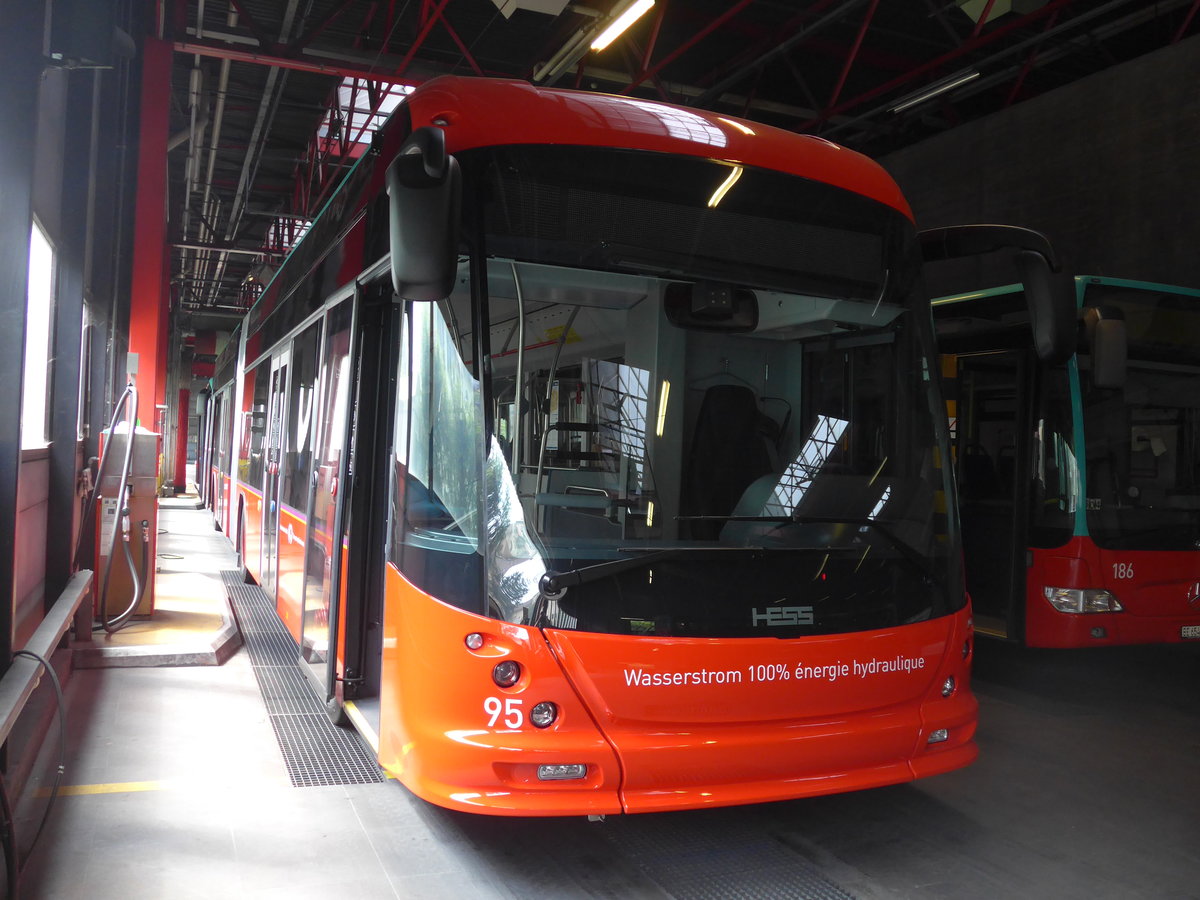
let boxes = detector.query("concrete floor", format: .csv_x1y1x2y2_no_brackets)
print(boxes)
15,504,1200,899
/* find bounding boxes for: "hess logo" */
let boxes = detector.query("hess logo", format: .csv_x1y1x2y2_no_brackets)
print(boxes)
752,606,814,627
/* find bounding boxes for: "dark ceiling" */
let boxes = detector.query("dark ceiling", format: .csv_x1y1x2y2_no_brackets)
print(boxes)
165,0,1199,331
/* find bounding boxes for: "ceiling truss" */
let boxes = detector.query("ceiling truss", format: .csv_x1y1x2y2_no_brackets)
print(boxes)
164,0,1197,329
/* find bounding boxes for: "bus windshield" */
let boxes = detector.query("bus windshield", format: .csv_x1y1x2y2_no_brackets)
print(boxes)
1080,284,1200,550
392,145,962,638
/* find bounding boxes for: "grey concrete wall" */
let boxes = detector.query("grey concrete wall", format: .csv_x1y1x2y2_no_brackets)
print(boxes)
882,35,1200,297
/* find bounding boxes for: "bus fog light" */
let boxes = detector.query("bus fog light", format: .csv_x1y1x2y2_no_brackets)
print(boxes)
538,764,587,781
464,632,484,650
492,660,521,687
941,676,955,697
927,728,949,744
530,701,558,728
1043,587,1123,614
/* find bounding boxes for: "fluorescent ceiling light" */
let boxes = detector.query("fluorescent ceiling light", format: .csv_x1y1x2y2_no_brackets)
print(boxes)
590,0,654,51
888,70,980,114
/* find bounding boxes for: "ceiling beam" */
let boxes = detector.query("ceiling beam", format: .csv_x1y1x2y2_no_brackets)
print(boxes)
623,0,756,95
174,38,424,86
800,0,1084,130
692,0,868,109
172,241,272,257
827,0,880,110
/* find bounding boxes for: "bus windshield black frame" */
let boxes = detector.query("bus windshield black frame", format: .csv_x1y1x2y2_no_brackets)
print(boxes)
1078,283,1200,551
388,144,963,639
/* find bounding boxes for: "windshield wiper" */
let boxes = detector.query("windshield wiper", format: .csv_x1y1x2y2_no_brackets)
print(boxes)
680,513,940,586
791,515,940,586
539,547,746,596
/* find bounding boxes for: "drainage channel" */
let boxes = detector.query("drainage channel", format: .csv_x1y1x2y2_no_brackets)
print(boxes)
222,571,385,787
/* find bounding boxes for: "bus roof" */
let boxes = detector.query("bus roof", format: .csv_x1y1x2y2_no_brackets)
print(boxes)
403,77,913,221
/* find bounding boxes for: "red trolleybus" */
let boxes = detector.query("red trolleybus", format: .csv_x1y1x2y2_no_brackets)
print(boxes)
207,78,1071,815
934,276,1200,647
204,326,239,538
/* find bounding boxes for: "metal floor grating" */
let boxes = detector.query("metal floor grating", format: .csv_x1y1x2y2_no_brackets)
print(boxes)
223,570,386,787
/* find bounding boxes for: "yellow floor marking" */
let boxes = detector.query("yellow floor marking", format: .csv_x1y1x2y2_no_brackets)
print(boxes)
41,780,172,798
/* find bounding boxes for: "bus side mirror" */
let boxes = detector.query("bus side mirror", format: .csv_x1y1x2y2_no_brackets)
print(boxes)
1014,249,1074,365
1082,306,1127,389
919,224,1074,365
386,126,461,301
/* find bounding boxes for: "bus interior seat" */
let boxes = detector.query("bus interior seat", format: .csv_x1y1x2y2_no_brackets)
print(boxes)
995,445,1016,495
959,443,996,501
683,383,778,539
537,470,623,539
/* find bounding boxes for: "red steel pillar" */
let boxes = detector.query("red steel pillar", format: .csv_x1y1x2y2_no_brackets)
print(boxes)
128,35,171,433
174,388,189,492
125,33,172,614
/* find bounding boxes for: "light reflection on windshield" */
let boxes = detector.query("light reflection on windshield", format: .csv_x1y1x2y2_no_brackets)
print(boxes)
764,416,850,516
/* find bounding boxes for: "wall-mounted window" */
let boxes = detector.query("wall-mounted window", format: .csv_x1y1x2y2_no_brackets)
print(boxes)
23,220,54,449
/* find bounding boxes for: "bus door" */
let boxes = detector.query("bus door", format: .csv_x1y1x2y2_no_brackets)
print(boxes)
954,350,1033,639
204,391,219,512
301,295,356,704
261,350,290,600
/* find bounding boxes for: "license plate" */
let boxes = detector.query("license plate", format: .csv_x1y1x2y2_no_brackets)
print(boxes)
1183,626,1200,640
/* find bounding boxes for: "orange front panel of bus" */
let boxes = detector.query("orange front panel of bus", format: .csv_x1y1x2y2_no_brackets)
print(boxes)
379,564,624,816
545,617,976,813
378,563,977,816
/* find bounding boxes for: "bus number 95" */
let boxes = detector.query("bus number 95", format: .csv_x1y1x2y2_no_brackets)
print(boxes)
485,697,523,729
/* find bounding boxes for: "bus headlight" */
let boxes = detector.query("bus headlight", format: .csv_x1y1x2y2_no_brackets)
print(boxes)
1043,587,1123,614
492,660,522,687
530,701,558,728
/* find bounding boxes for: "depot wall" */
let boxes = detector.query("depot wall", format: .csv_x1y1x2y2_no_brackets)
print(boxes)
882,34,1200,296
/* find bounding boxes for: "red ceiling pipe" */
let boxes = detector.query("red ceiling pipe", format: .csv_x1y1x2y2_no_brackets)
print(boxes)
174,39,425,86
623,0,755,94
826,0,880,110
1004,9,1060,107
799,0,1080,129
396,0,452,75
291,0,360,51
641,0,668,71
971,0,1000,38
437,15,484,74
1173,0,1198,42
